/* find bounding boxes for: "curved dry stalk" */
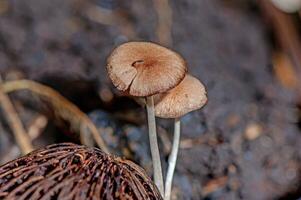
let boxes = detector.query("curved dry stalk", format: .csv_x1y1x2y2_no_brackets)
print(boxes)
2,79,109,153
0,80,33,154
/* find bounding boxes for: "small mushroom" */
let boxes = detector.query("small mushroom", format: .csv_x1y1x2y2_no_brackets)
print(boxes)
154,74,207,200
107,42,186,97
0,143,163,200
107,41,187,195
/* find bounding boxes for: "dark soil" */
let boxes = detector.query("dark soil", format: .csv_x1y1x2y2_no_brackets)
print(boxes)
0,0,301,200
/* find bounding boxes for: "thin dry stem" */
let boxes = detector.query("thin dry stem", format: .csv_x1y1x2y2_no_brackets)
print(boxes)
2,79,109,153
28,114,48,140
259,1,301,90
0,79,33,154
85,3,136,39
153,0,173,46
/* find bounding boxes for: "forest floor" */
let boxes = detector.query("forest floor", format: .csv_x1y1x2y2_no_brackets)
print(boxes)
0,0,301,199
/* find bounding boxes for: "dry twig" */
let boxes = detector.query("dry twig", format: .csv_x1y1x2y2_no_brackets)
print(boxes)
202,176,228,196
152,0,173,46
2,79,109,153
259,1,301,88
0,78,33,154
28,114,48,140
85,3,136,39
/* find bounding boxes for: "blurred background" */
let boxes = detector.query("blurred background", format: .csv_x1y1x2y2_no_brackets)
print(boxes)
1,0,301,199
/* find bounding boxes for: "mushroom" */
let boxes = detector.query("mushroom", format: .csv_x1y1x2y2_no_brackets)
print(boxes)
0,143,163,200
106,41,187,195
154,74,207,200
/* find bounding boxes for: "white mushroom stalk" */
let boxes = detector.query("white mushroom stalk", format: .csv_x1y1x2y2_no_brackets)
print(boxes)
164,117,180,200
146,96,164,195
154,74,207,200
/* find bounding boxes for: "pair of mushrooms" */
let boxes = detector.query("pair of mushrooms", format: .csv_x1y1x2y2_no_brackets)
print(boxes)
0,42,206,200
107,42,207,199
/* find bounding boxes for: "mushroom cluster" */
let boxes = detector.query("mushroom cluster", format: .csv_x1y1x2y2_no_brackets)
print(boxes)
106,41,207,199
0,143,163,200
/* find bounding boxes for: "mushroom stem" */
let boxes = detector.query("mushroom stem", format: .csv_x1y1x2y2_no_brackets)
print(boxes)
146,96,164,196
164,117,180,200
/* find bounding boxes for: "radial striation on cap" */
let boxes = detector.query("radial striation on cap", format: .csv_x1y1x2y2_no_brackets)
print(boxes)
154,74,207,118
107,42,187,96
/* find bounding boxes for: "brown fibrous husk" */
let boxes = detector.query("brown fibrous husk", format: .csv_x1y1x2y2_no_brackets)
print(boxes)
0,143,162,200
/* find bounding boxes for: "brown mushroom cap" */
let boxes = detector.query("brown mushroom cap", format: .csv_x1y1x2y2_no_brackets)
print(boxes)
107,42,187,96
154,74,207,118
0,143,163,200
